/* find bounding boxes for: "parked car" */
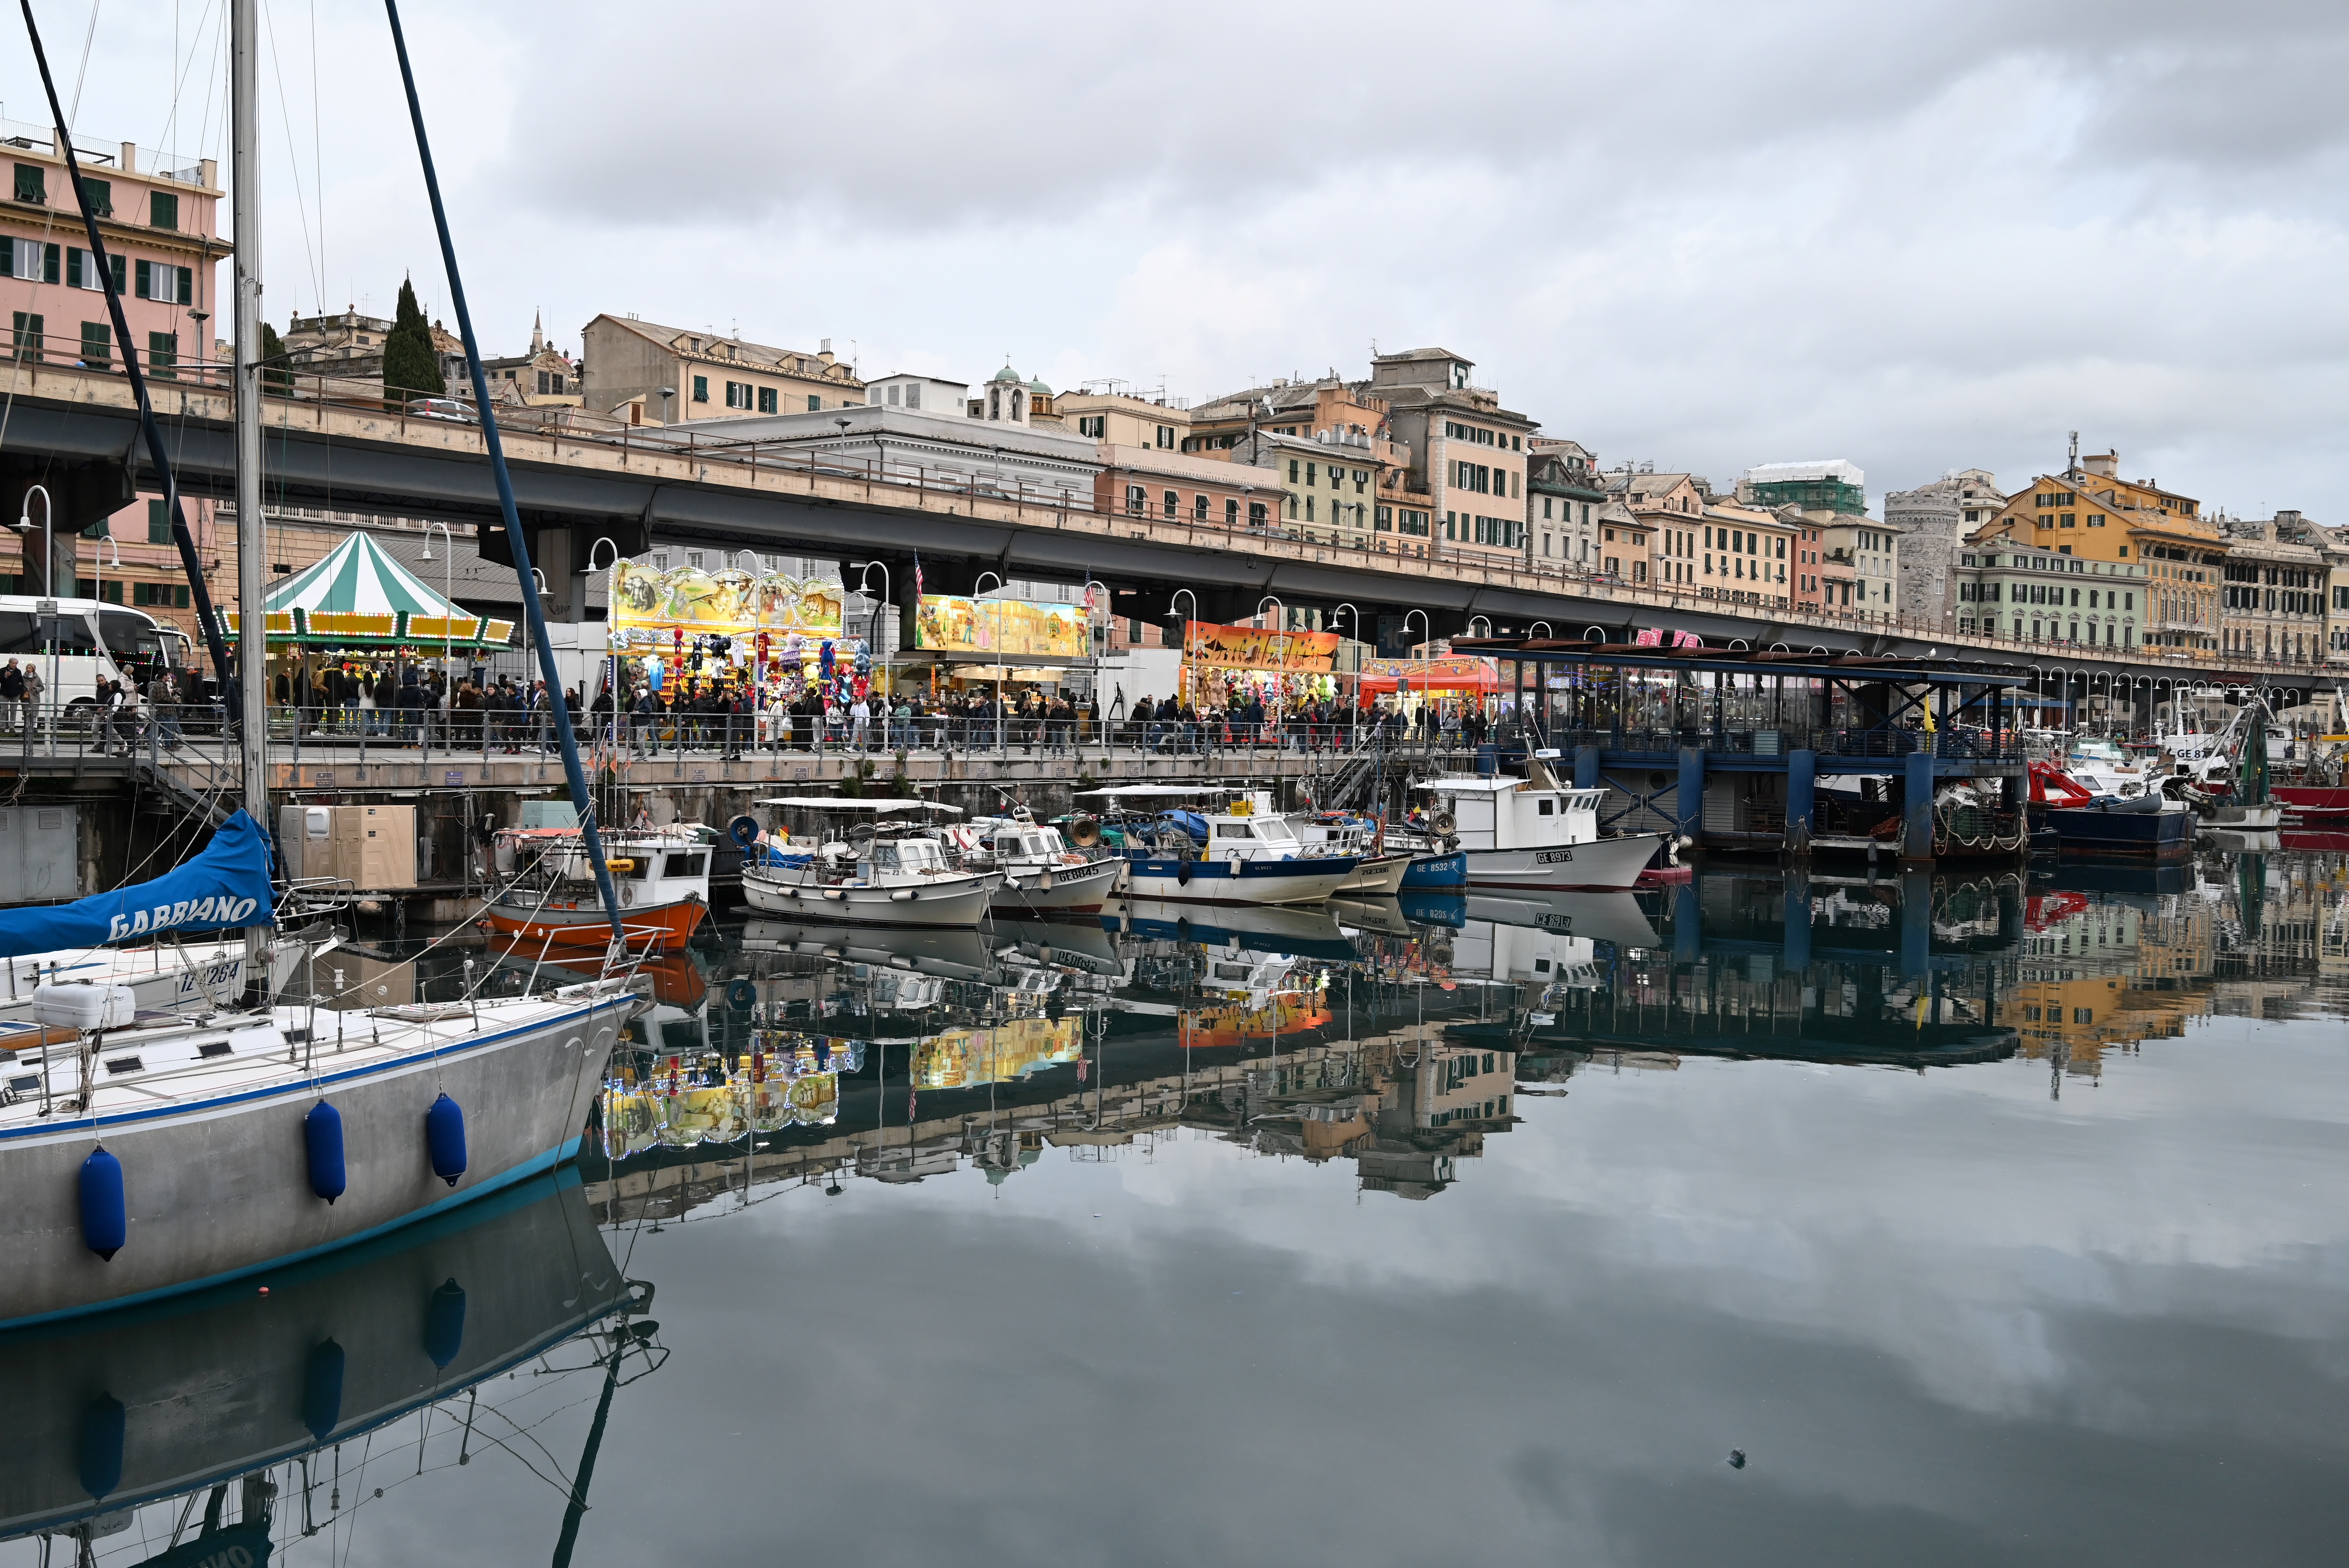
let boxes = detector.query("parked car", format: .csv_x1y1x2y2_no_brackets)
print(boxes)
404,396,478,424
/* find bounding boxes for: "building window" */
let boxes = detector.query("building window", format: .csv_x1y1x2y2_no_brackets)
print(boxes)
757,386,777,414
1287,459,1299,483
807,395,821,412
80,320,110,368
75,175,111,216
147,499,173,543
1164,489,1178,519
1156,424,1174,449
150,191,178,230
1193,493,1208,521
1078,415,1105,438
147,331,176,379
1125,485,1145,516
691,375,709,403
12,163,43,203
10,310,41,361
1226,499,1239,526
725,380,752,409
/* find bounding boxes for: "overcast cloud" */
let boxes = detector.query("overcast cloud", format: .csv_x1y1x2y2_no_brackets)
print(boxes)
11,0,2349,515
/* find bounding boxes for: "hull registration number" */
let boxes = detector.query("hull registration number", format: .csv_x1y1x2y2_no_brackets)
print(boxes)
1533,849,1577,865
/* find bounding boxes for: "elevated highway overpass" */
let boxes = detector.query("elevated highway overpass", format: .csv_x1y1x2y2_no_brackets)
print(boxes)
4,360,2339,709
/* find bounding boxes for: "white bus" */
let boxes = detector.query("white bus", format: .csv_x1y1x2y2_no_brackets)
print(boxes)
0,595,196,715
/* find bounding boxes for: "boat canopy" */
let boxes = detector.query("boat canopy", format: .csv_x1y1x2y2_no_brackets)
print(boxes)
755,797,963,814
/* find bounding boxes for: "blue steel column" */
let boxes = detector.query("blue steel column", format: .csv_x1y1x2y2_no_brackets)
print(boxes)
1782,867,1811,973
1902,749,1934,864
1677,746,1705,847
1900,870,1932,978
1674,880,1702,965
1786,748,1816,854
1574,745,1600,788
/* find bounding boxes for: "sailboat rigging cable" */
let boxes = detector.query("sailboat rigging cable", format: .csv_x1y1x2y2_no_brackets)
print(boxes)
15,0,242,702
381,0,626,948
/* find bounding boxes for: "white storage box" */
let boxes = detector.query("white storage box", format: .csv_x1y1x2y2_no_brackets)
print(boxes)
33,980,137,1030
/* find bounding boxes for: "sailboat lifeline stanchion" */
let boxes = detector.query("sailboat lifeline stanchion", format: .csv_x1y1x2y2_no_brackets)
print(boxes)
383,0,625,951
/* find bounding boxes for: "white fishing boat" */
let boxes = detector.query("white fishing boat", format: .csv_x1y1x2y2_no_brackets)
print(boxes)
1080,785,1357,907
956,810,1126,916
1419,759,1665,892
1293,813,1413,895
0,928,337,1028
741,798,995,927
480,826,712,951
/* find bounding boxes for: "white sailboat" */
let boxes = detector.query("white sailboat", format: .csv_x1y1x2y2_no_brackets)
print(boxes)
0,2,642,1329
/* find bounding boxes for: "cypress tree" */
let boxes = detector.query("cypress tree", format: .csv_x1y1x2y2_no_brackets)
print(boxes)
258,320,292,392
382,276,445,403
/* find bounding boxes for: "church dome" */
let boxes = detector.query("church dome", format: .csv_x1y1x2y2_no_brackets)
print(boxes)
991,364,1023,384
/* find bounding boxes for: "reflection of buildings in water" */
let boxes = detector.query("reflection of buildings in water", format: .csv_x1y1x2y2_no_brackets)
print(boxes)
0,1174,655,1563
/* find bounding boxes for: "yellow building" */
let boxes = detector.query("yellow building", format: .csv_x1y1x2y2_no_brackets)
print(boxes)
1967,450,2224,654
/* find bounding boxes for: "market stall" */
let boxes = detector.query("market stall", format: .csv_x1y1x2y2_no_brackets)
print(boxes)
1359,655,1502,719
222,532,515,711
1177,619,1344,710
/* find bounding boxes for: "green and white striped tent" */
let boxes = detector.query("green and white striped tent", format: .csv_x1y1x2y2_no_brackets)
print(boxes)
224,532,515,649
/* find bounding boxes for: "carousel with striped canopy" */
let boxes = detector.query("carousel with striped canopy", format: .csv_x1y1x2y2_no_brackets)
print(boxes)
224,532,515,650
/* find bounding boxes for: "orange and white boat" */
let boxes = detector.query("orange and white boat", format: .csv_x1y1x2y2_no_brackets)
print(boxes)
480,827,712,951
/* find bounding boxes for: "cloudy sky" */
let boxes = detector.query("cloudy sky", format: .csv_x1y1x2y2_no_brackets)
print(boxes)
10,0,2347,516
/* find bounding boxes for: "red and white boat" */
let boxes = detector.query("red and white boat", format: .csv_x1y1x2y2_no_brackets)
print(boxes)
480,827,712,951
2273,786,2349,824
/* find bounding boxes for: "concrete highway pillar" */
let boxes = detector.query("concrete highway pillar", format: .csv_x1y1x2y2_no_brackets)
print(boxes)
1574,745,1600,789
1786,748,1817,854
1902,750,1934,864
1677,747,1705,846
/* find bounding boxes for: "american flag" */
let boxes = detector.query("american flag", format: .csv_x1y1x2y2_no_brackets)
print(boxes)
913,552,923,597
1634,627,1664,647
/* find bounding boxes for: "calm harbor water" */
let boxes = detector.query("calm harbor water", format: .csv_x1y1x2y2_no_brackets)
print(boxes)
6,849,2347,1566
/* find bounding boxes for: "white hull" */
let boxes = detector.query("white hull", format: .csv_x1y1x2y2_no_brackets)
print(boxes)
2205,804,2283,829
990,856,1126,916
0,987,633,1328
1337,853,1413,895
1119,855,1355,907
1459,832,1662,891
741,866,994,927
0,935,336,1027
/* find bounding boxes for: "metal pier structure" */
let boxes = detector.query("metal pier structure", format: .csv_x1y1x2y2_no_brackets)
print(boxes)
1452,636,2031,865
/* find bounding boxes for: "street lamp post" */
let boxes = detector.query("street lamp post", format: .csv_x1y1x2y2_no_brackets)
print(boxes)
420,520,456,758
14,485,55,752
589,537,625,747
976,570,1006,754
1168,588,1199,754
1257,595,1287,748
849,559,891,750
1330,601,1362,740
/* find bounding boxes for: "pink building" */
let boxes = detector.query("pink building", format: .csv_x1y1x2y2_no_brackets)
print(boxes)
3,122,227,613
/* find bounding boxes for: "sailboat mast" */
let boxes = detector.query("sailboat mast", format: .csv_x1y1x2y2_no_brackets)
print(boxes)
232,0,268,840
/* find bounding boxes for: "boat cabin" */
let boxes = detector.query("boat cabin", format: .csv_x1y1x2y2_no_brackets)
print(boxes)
856,836,955,884
1422,777,1604,851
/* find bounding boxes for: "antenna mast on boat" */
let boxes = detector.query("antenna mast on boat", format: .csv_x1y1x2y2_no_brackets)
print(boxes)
232,0,270,971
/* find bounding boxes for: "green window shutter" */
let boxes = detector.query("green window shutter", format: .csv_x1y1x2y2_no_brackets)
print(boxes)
80,320,110,367
64,247,80,287
135,259,151,298
41,243,57,283
12,163,43,203
150,191,178,230
176,585,190,608
148,499,169,543
108,254,125,292
77,176,110,216
806,394,820,412
691,375,708,402
175,265,192,303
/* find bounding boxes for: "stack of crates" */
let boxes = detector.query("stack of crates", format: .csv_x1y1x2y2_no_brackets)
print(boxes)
277,804,417,888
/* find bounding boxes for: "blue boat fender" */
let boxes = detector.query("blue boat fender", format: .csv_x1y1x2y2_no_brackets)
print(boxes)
727,814,762,849
302,1338,346,1440
726,978,757,1010
426,1092,468,1187
78,1145,127,1260
305,1100,347,1204
425,1278,467,1369
77,1393,125,1501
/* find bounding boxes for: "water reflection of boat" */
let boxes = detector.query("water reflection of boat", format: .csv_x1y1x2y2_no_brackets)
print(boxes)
2045,858,2193,898
1462,891,1661,949
0,1171,641,1547
1112,898,1360,961
738,918,1001,982
1329,895,1413,937
993,919,1124,976
1397,891,1468,930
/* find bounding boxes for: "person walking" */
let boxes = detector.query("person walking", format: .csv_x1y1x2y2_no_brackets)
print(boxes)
20,661,45,741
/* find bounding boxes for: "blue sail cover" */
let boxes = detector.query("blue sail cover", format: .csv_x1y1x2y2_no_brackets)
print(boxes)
0,809,274,957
